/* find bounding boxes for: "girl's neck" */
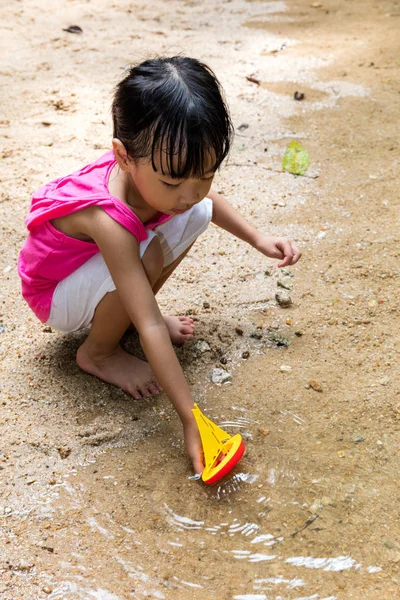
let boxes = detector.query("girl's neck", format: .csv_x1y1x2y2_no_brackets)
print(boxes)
108,165,158,222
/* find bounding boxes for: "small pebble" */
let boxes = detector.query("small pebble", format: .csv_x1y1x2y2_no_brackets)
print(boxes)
220,357,227,365
275,290,292,308
235,327,244,336
268,334,290,347
249,331,262,339
280,365,292,373
57,447,71,459
210,368,232,385
203,301,210,309
337,450,345,458
352,435,365,443
42,586,53,595
295,331,303,337
193,340,211,355
309,379,323,392
242,351,250,359
258,427,270,436
277,278,293,290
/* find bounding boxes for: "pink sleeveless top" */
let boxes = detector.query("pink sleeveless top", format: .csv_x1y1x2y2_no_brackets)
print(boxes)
18,151,172,322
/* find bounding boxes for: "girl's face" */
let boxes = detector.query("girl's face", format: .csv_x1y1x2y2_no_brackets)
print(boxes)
113,139,215,216
130,156,215,216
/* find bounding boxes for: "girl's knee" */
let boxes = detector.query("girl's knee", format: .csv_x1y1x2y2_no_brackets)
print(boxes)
142,235,163,286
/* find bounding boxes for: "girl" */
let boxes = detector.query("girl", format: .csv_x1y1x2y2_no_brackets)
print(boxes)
18,56,301,474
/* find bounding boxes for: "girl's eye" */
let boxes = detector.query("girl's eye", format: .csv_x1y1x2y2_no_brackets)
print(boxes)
162,181,181,188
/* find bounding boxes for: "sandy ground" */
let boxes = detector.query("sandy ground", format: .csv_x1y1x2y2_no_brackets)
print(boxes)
1,0,400,598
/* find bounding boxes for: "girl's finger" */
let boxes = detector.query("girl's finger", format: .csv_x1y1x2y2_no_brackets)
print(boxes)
290,243,302,265
277,240,294,267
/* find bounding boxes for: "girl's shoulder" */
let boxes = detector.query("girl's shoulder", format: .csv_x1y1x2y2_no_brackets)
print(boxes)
27,151,118,228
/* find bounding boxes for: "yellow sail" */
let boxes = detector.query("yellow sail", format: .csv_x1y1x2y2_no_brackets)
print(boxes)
192,404,231,468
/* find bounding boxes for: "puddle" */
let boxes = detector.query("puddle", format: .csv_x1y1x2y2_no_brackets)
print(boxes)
260,82,329,102
19,356,393,600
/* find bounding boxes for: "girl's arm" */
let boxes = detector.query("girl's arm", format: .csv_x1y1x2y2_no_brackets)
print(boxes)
87,208,203,472
208,189,301,267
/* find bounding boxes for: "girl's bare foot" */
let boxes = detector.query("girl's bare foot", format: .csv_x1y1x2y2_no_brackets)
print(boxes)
76,343,163,400
163,315,194,345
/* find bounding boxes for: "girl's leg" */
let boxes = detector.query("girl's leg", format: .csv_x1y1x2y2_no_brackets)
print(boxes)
147,196,213,344
76,199,212,397
77,237,165,399
153,243,195,345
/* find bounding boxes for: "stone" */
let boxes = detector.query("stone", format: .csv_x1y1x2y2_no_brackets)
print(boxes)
268,334,290,347
57,447,71,459
210,368,232,385
258,427,270,436
242,351,250,359
42,586,53,595
280,365,292,373
352,435,365,443
235,327,244,336
309,379,323,392
193,340,211,355
275,291,292,308
277,278,293,290
250,331,262,339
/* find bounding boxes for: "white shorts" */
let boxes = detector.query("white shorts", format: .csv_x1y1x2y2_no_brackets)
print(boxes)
46,197,213,333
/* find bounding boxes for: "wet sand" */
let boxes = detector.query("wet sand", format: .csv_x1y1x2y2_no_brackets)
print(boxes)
1,0,399,598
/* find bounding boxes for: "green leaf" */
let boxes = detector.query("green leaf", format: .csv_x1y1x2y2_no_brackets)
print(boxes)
282,141,310,175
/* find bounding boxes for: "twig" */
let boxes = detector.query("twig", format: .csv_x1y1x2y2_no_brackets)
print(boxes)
246,75,261,85
291,513,320,537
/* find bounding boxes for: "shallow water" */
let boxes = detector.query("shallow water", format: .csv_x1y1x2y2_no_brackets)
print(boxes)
22,355,394,600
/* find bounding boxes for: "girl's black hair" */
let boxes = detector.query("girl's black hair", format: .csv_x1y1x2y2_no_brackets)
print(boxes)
112,56,233,179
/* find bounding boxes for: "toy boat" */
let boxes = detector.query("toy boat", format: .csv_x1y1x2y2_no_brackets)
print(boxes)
192,404,245,485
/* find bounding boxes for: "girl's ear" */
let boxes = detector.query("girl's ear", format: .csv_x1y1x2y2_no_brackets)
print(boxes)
112,139,131,171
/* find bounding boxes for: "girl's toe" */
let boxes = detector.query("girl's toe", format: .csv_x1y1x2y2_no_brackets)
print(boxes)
147,382,160,395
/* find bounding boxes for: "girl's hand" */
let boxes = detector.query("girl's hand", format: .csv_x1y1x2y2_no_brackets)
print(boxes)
254,233,302,268
183,418,204,475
